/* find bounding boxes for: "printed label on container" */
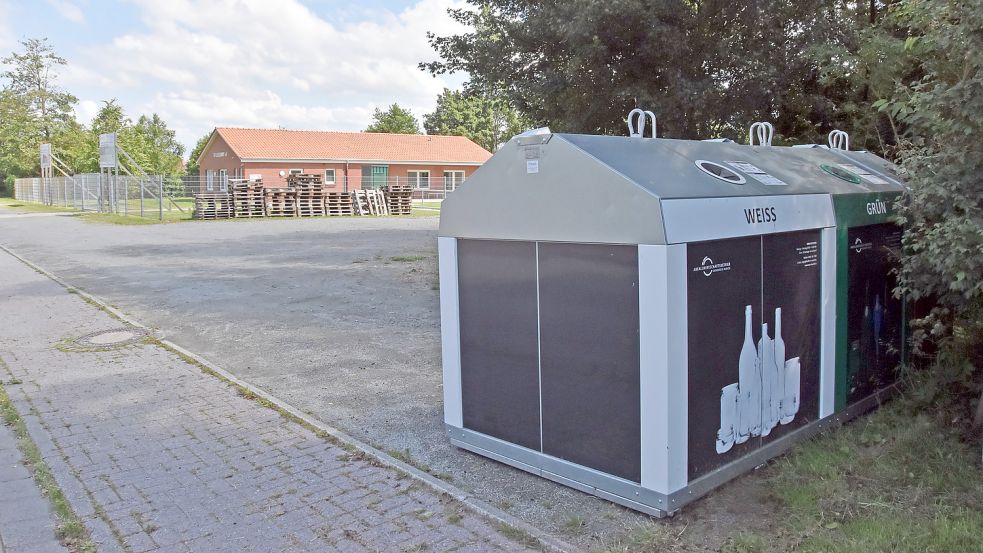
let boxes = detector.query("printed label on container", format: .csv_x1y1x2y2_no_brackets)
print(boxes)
838,164,889,185
727,161,788,186
526,159,539,174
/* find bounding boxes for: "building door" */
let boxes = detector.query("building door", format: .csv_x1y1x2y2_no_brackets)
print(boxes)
361,165,388,189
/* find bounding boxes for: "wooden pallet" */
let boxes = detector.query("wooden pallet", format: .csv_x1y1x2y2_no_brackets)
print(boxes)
325,191,354,216
230,179,265,218
194,192,233,219
352,189,389,216
288,174,326,217
383,184,413,215
264,187,296,217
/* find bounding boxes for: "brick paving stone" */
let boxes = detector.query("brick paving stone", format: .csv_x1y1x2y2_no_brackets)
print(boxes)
0,250,540,552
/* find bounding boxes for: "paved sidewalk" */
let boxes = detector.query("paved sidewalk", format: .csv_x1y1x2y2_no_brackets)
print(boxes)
0,250,537,552
0,418,69,553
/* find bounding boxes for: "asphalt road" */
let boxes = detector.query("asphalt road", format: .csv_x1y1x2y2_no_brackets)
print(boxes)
0,210,663,549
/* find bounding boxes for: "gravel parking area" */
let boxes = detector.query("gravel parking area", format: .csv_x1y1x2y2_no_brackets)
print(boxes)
0,209,771,550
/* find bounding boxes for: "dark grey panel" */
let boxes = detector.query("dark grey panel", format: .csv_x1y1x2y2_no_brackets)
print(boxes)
538,243,641,482
458,239,541,450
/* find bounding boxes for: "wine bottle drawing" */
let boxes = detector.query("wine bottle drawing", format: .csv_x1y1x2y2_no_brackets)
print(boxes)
758,323,774,436
736,305,756,444
772,308,786,428
718,305,802,454
716,383,739,454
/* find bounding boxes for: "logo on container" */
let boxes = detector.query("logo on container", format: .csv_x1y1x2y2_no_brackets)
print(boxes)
866,199,888,215
694,256,732,277
853,237,873,253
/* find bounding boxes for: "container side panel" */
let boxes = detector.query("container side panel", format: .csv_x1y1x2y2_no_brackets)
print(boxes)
819,228,837,417
686,236,762,480
761,230,823,442
538,243,641,482
845,224,904,405
438,237,463,426
458,239,541,450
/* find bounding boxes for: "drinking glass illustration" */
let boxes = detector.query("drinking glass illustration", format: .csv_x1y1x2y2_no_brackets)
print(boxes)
716,383,739,454
781,357,801,423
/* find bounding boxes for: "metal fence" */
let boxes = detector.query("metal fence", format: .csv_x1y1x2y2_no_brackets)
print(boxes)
14,174,189,220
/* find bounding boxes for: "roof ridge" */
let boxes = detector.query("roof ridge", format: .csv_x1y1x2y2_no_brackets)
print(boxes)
216,127,470,140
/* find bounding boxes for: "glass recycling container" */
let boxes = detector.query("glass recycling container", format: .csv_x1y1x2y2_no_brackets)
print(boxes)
437,123,905,516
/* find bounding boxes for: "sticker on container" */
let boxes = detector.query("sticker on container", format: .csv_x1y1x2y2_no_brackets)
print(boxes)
837,164,889,185
526,159,539,174
726,161,788,186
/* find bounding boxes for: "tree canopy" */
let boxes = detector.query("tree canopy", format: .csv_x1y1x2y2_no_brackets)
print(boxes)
423,89,528,151
364,103,421,134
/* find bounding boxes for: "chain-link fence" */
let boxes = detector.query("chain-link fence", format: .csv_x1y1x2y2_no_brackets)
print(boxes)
13,174,191,220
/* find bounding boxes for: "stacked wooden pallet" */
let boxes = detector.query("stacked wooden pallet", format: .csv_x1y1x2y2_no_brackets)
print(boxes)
288,174,325,217
324,191,354,216
352,190,389,216
383,184,413,215
264,188,296,217
230,179,265,218
194,192,233,219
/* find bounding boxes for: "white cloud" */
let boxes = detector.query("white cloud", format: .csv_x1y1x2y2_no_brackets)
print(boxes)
61,0,470,150
46,0,85,23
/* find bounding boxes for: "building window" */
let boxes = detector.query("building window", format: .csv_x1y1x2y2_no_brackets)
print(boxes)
219,169,228,192
206,170,215,191
325,169,336,187
443,170,465,191
249,173,262,182
408,170,430,189
289,168,303,176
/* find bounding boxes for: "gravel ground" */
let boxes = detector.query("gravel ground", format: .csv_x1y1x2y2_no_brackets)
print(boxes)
0,209,773,551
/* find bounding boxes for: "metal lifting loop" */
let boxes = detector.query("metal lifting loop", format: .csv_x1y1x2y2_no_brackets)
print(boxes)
748,122,774,146
628,108,646,138
828,130,850,151
644,110,657,138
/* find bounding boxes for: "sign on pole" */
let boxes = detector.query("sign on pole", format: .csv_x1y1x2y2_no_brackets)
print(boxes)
40,143,52,169
99,133,117,168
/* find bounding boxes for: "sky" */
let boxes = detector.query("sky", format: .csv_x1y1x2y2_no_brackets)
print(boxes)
0,0,470,153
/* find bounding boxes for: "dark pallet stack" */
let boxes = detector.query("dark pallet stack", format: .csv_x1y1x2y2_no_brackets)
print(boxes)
231,179,265,218
383,184,413,215
288,174,325,217
194,193,233,219
264,188,296,217
325,191,354,216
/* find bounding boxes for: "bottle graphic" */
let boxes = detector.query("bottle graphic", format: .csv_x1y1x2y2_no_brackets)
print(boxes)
716,383,739,454
736,305,756,444
772,308,786,426
782,357,801,423
758,323,773,436
873,294,884,360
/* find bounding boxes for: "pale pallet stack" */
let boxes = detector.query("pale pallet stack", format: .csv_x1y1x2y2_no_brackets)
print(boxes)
288,174,325,217
264,188,297,217
352,190,389,215
382,184,412,215
194,192,233,219
325,192,354,216
231,180,265,218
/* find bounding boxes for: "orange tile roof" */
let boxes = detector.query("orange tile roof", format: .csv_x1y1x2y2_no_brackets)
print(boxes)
213,127,492,164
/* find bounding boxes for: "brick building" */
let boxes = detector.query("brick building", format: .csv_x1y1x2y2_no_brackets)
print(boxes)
196,127,492,193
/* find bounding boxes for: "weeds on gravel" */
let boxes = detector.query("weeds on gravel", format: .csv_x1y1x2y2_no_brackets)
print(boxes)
603,521,681,553
389,255,427,262
0,383,96,553
493,521,545,551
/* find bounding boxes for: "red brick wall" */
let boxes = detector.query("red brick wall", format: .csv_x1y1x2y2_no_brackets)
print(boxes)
198,134,242,187
239,162,478,191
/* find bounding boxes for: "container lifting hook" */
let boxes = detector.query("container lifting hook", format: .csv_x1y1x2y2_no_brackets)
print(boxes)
748,122,774,147
627,109,657,138
828,130,850,151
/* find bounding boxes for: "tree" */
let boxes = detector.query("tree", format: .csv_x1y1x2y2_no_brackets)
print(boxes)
131,114,185,175
424,89,528,151
364,103,421,134
1,38,77,142
185,132,212,176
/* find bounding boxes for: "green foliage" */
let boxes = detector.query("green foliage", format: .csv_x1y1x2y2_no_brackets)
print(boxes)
185,132,212,176
365,103,421,134
423,89,528,151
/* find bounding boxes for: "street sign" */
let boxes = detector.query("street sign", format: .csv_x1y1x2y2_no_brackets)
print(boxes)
99,133,117,168
40,143,52,169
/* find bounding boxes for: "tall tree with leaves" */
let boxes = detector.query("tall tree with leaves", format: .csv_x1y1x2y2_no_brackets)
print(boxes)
424,89,528,151
185,132,212,176
364,103,421,134
1,38,77,142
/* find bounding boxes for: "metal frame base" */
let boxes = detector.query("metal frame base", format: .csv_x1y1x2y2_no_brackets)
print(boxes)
448,385,896,516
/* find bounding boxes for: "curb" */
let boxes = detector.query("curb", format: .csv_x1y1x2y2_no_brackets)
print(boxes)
0,243,578,553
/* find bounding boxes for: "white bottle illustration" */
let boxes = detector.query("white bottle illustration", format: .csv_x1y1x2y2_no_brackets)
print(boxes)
736,305,756,444
716,383,739,454
758,323,774,436
772,308,786,426
782,357,801,423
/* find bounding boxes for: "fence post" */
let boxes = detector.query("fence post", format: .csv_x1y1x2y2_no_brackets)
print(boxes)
140,175,145,217
159,176,164,222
